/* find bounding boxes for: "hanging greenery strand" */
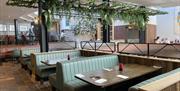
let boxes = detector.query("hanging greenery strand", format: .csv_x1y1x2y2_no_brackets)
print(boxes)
6,0,167,30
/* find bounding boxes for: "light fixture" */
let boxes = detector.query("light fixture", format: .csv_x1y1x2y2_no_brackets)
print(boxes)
19,17,33,22
27,14,35,19
34,17,39,24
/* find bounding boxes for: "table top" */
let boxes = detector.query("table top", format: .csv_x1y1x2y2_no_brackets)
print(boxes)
24,54,30,57
75,64,162,88
41,57,80,66
41,60,59,66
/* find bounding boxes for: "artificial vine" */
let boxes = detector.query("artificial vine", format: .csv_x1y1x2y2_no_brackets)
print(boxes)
6,0,167,31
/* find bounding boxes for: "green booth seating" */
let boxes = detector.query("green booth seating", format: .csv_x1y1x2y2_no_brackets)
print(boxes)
31,50,82,81
129,68,180,91
19,48,40,70
11,49,21,62
50,55,119,91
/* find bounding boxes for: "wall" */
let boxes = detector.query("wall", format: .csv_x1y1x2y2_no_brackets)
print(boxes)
113,16,157,43
0,22,31,35
60,16,71,30
157,7,180,41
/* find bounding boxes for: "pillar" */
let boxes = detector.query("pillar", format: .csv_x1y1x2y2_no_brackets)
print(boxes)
14,19,18,44
38,0,49,52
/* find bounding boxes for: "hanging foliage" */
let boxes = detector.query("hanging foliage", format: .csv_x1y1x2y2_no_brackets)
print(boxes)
6,0,167,30
70,17,98,35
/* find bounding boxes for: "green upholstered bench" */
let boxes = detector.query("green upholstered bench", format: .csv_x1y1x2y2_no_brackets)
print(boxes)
129,68,180,91
31,50,82,81
50,55,119,91
19,48,40,70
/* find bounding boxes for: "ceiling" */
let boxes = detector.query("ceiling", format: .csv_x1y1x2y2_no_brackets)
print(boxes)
0,0,36,23
0,0,180,23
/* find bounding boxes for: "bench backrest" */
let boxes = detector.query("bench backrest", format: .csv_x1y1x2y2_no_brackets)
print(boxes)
56,55,119,91
20,48,40,57
32,50,81,67
129,68,180,91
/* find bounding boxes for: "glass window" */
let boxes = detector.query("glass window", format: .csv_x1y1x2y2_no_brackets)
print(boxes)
0,24,6,31
20,25,28,31
0,24,3,31
10,25,15,31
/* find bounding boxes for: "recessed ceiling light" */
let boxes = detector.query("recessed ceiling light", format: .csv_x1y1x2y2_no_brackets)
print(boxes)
34,11,38,15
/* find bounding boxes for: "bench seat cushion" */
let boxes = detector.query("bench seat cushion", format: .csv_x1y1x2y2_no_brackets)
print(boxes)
21,58,31,65
36,65,56,78
64,80,102,91
129,68,180,91
27,62,32,70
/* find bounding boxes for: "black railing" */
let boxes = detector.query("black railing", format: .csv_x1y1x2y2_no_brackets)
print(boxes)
80,41,116,53
117,43,148,56
117,43,180,59
49,41,77,51
149,43,180,59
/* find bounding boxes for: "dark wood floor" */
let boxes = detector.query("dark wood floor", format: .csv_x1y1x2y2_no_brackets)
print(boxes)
0,62,51,91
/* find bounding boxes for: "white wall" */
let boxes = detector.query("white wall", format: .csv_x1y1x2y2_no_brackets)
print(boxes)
60,16,71,30
157,7,180,41
148,16,157,25
113,16,157,26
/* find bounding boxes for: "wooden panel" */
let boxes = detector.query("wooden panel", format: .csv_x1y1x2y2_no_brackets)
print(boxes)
162,82,180,91
114,26,127,39
146,24,156,43
80,50,112,57
114,25,139,40
120,54,180,73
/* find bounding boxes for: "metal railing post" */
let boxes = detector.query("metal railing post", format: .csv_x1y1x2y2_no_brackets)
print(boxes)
95,41,97,52
80,41,83,49
147,43,149,57
117,42,119,53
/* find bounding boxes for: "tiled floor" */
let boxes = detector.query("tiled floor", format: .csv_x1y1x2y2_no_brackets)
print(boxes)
0,62,51,91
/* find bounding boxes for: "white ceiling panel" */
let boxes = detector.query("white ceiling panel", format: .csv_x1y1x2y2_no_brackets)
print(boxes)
0,0,36,23
0,0,180,23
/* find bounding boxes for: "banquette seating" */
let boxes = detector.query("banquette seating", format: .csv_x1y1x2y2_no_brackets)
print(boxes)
19,48,40,70
129,68,180,91
49,55,119,91
31,50,83,81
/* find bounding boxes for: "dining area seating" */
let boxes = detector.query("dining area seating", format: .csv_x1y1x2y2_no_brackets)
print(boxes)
50,54,163,91
129,67,180,91
51,55,118,91
31,50,85,81
19,48,40,70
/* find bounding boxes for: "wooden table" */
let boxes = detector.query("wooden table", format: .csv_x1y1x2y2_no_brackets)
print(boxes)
41,57,83,66
24,54,30,58
75,64,162,90
41,60,59,66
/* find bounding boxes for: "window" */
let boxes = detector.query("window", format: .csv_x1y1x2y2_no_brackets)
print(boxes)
20,25,28,31
0,24,3,31
0,24,6,31
10,25,15,31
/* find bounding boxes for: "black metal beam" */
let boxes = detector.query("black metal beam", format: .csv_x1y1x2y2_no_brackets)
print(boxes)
38,0,49,52
102,0,110,43
139,30,146,43
14,19,18,44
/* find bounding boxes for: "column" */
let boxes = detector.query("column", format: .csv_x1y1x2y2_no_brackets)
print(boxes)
102,0,110,43
38,0,49,52
14,19,18,44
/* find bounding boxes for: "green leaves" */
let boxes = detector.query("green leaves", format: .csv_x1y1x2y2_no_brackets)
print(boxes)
43,10,52,30
6,0,167,31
